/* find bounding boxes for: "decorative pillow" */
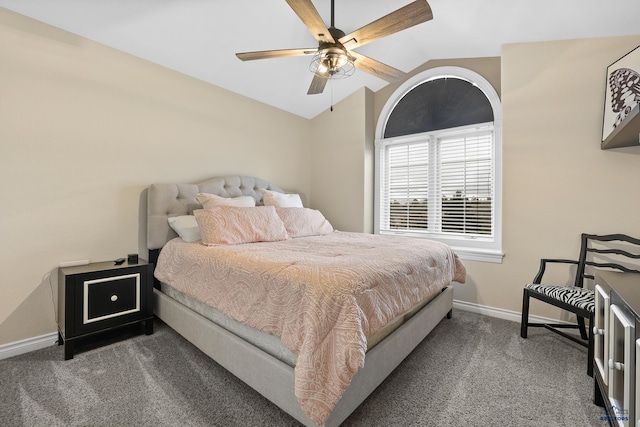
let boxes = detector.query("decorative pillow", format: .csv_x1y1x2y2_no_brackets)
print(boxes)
262,189,303,208
196,193,256,209
167,215,201,242
276,208,334,238
194,206,289,246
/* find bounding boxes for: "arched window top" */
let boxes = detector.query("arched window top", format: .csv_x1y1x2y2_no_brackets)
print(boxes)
384,77,494,138
376,66,501,141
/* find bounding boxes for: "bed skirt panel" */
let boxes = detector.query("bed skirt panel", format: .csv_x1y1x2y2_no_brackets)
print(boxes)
153,286,453,427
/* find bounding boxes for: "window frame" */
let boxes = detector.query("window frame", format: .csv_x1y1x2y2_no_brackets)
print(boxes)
374,66,503,263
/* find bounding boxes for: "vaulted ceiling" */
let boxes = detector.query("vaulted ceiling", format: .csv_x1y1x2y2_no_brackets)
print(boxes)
1,0,639,118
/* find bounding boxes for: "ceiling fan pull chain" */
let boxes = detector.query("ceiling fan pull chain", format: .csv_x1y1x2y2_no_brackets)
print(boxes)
330,80,334,112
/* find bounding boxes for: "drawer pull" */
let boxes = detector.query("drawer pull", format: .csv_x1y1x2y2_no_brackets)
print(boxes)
592,326,604,336
110,295,118,302
608,359,624,371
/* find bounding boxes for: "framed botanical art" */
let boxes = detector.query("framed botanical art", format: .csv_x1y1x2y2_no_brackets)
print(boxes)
602,45,640,143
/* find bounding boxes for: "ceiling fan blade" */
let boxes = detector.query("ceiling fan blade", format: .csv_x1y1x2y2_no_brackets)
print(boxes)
350,51,405,82
236,48,316,61
339,0,433,50
307,73,329,95
285,0,335,44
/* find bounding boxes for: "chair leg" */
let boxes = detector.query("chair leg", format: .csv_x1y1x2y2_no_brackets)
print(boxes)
577,315,588,340
520,289,530,338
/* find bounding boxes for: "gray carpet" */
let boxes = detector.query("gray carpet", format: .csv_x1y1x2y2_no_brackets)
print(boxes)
0,311,607,426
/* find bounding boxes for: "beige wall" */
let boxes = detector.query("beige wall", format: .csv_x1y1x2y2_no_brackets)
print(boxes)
493,35,640,319
3,6,640,346
0,9,312,344
309,87,375,233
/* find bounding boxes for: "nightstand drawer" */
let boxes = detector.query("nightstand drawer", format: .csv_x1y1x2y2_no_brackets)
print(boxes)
84,273,140,324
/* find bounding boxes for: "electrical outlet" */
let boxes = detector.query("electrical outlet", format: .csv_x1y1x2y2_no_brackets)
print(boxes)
59,259,89,268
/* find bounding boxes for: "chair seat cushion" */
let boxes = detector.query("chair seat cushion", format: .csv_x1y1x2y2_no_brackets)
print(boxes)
525,283,595,312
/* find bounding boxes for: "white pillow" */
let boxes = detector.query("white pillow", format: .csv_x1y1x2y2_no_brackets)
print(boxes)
196,193,256,209
262,189,303,208
168,215,201,242
275,208,334,237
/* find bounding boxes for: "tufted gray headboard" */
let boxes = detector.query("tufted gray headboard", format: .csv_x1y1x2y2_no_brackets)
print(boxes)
147,175,283,252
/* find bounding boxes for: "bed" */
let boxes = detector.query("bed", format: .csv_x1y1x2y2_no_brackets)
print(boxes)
146,175,466,426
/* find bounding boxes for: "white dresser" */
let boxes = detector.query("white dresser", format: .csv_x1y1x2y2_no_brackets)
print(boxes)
594,271,640,427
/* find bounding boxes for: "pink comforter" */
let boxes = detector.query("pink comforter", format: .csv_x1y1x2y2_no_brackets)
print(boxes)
154,231,466,424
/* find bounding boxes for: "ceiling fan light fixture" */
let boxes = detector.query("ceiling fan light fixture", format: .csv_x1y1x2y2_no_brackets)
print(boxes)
309,47,355,79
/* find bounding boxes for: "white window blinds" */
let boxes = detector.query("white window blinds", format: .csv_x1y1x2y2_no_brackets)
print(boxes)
378,124,494,240
387,141,430,230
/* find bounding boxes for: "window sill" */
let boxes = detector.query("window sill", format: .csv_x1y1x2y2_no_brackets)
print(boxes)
449,246,504,264
377,230,503,263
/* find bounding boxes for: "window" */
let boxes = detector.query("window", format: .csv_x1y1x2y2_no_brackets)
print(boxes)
375,67,503,263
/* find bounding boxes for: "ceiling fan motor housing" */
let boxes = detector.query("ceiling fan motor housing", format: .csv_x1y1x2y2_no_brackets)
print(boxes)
311,27,355,77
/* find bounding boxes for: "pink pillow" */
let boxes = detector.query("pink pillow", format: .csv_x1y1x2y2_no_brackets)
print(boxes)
194,206,289,246
276,208,334,238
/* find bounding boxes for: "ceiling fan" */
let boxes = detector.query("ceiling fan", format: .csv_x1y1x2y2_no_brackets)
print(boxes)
236,0,433,95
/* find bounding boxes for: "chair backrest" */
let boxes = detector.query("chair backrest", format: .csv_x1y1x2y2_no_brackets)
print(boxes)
575,233,640,288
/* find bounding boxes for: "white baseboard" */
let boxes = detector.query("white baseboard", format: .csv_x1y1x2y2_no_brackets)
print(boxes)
0,332,58,361
453,299,575,325
0,301,572,360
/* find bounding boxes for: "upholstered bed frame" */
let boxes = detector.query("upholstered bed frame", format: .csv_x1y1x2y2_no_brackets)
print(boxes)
146,175,454,427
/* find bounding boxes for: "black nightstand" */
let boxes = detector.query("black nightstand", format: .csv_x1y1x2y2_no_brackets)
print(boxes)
57,259,154,360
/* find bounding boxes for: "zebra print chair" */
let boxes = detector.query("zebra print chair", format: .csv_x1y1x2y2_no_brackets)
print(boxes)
520,233,640,377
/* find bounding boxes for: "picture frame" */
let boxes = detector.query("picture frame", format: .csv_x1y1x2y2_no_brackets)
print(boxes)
602,45,640,143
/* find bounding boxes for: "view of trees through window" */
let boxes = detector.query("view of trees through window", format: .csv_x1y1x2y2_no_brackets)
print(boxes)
382,128,494,238
389,194,492,234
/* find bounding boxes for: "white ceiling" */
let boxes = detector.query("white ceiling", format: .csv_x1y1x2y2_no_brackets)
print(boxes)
2,0,639,119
